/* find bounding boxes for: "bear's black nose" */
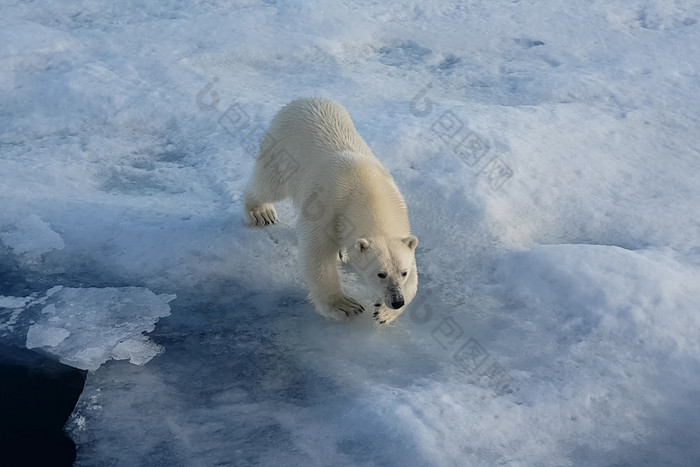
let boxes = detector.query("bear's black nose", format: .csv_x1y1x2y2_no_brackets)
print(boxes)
390,299,404,309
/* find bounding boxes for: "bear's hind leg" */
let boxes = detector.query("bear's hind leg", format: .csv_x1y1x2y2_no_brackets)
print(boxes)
244,152,286,226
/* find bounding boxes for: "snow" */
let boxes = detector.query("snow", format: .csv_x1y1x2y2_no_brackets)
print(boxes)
1,0,699,465
0,214,65,264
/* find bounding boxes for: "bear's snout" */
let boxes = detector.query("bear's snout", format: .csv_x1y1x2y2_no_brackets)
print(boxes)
389,296,404,309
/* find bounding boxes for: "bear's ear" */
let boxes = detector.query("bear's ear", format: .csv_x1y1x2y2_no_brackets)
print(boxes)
355,238,371,252
402,235,418,251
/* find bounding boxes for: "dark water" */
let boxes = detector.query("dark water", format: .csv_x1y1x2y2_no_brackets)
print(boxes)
0,343,86,467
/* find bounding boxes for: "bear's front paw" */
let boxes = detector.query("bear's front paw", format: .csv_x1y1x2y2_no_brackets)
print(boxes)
372,303,402,325
247,203,278,226
333,295,364,318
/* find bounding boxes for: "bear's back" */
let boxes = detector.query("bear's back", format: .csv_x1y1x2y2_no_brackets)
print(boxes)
270,98,374,161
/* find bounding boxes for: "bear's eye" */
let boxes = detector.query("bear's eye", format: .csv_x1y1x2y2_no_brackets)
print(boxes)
401,271,408,277
377,273,387,278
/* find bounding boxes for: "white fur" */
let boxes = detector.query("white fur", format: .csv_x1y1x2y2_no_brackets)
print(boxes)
244,98,418,324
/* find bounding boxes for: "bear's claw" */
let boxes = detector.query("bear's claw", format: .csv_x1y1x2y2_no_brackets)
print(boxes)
373,304,402,325
335,296,364,318
248,203,278,226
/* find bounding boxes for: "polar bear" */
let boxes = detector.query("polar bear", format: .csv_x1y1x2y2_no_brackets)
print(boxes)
244,98,418,324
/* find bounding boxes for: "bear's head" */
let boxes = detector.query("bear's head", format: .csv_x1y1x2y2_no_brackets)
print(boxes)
345,235,418,310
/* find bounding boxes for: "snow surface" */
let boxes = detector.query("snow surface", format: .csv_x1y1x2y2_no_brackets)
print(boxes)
1,0,699,465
